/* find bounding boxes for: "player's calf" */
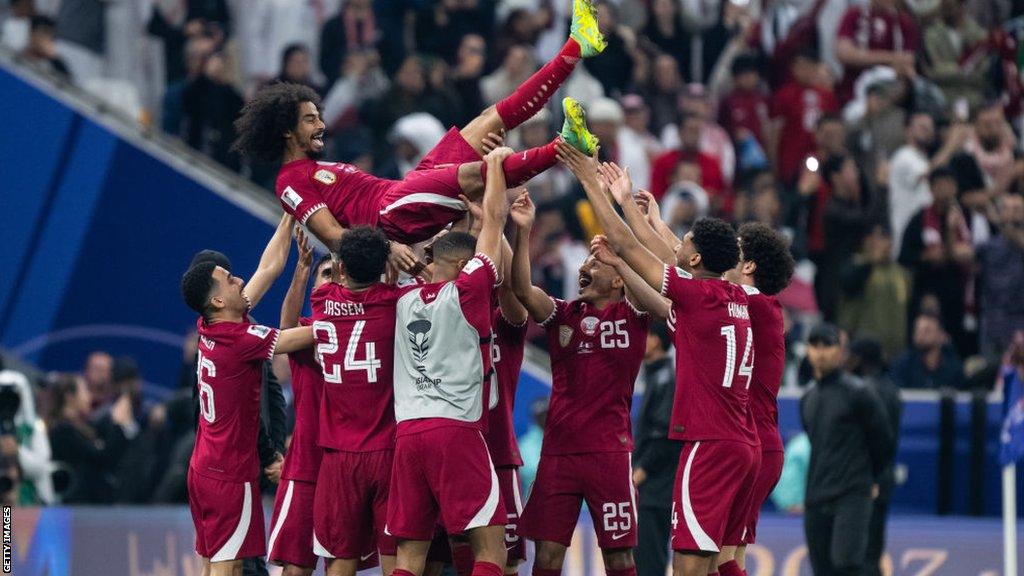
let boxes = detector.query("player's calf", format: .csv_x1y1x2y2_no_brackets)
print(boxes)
208,558,244,576
467,524,507,576
281,564,314,576
601,548,636,574
673,551,713,576
532,540,568,573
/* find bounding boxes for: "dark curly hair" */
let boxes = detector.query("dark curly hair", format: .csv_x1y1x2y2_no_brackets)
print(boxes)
231,82,322,163
181,261,217,317
738,222,795,295
339,227,390,284
690,217,739,275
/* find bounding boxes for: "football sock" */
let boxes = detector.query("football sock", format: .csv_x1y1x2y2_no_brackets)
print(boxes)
393,569,417,576
718,561,744,576
533,568,562,576
451,540,475,576
479,139,559,188
495,40,581,130
472,561,504,576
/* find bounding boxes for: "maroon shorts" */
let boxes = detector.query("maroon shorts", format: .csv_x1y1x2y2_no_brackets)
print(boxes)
498,466,526,563
670,440,758,553
187,468,265,562
519,452,638,549
742,449,784,544
314,449,397,559
378,127,480,244
267,479,317,568
386,426,505,540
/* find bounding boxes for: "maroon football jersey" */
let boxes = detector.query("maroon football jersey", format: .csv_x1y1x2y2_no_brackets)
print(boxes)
276,159,395,227
661,265,758,445
281,317,324,482
191,318,280,483
747,291,786,452
770,82,838,183
311,282,407,452
485,309,527,467
540,298,650,455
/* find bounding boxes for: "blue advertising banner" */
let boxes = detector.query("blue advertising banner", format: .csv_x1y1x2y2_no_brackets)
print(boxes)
9,507,1021,576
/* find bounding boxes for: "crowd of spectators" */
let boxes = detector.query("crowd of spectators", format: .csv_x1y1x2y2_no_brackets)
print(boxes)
2,0,1024,506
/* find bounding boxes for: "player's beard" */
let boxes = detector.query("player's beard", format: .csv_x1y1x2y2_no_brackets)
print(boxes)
305,133,325,160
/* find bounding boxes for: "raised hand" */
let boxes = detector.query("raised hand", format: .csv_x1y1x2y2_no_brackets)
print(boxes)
555,140,600,181
598,162,633,205
295,226,312,269
590,234,623,267
388,241,424,276
637,189,664,224
510,190,536,229
481,130,506,155
484,145,515,164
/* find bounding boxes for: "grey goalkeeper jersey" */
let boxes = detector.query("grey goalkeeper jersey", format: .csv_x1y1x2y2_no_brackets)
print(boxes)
393,254,499,428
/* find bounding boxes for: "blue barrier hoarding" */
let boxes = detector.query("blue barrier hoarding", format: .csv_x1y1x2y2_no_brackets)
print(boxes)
9,507,1021,575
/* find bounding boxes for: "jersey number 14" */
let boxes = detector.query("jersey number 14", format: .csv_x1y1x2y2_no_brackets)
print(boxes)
720,325,754,388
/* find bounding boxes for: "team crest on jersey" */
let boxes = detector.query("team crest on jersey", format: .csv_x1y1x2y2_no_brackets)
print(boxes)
580,316,599,336
558,325,573,348
313,169,337,185
281,186,303,210
247,325,271,339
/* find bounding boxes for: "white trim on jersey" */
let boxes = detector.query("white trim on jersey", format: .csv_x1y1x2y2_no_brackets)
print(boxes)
681,442,719,552
300,203,328,225
512,469,524,515
313,531,336,559
379,193,468,215
267,480,294,559
211,481,254,562
628,454,638,528
466,432,501,530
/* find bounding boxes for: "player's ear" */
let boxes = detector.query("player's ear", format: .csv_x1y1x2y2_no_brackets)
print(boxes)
610,274,624,291
690,252,703,270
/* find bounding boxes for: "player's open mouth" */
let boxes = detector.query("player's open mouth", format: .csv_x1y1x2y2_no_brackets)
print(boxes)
578,274,592,290
311,132,325,147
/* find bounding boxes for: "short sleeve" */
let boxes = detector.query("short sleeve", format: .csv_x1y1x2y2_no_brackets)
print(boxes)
238,324,280,362
495,309,528,345
278,181,327,225
660,264,699,310
539,298,569,329
455,254,500,335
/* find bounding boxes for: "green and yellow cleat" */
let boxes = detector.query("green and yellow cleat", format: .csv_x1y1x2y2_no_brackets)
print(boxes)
560,97,599,156
570,0,607,58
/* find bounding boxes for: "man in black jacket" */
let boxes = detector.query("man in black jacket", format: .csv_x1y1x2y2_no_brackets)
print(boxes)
632,321,681,576
848,337,902,576
801,324,893,576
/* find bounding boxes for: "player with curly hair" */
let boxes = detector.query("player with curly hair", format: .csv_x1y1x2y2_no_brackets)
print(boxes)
714,223,795,576
232,0,606,273
556,139,760,576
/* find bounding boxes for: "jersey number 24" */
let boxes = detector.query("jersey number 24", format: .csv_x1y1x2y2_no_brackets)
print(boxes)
313,320,382,384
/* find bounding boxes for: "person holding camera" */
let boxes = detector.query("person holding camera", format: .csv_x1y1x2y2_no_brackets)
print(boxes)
48,374,136,504
0,365,55,504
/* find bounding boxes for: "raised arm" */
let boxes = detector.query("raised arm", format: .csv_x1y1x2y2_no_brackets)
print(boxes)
273,325,314,355
636,189,682,254
280,228,313,329
591,235,671,318
307,208,421,274
556,142,666,292
509,191,555,323
477,147,514,269
599,162,676,265
243,214,296,309
498,234,529,325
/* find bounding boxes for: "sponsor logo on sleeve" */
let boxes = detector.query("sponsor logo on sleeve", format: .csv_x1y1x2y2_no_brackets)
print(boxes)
674,266,692,279
313,169,337,185
281,186,303,210
247,325,272,339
